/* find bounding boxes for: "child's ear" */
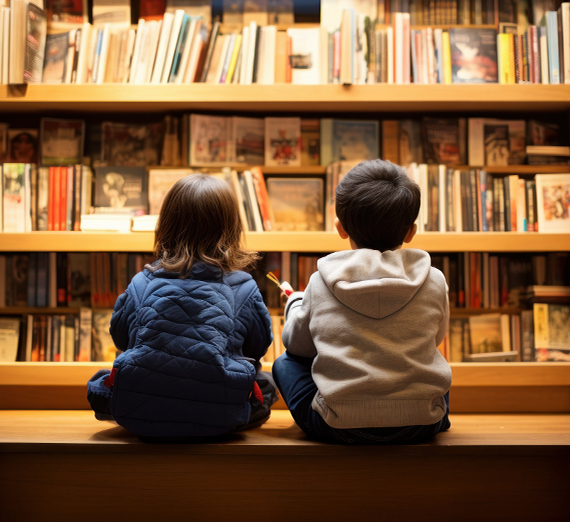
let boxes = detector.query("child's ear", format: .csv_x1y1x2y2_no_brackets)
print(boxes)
334,218,349,240
403,223,417,244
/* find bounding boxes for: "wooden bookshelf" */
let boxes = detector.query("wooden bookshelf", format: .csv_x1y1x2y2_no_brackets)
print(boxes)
1,231,569,253
1,84,570,113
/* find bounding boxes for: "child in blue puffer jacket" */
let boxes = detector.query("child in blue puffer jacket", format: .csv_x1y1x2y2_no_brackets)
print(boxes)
87,174,278,442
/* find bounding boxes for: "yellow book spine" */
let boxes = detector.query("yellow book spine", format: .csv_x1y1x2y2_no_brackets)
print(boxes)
442,31,452,84
225,34,242,84
497,33,515,84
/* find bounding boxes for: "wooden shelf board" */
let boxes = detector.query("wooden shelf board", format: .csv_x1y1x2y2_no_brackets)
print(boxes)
1,85,570,112
1,361,569,387
458,165,570,174
0,231,567,253
0,307,80,315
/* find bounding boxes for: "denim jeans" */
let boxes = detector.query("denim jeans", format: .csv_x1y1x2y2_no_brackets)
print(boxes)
272,351,451,445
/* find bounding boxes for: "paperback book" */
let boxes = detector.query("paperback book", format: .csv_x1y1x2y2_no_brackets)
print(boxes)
449,28,498,83
190,114,230,166
321,119,379,166
40,118,85,166
101,121,164,167
93,166,149,214
535,174,570,233
265,118,301,167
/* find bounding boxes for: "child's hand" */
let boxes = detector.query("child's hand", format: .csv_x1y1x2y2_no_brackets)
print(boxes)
279,281,294,297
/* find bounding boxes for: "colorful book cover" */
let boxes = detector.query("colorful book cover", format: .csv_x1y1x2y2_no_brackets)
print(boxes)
190,114,230,166
40,118,85,166
535,174,570,233
102,121,165,167
230,117,264,165
449,28,498,83
7,129,38,164
534,303,570,361
24,3,47,84
93,166,149,213
264,117,301,167
421,118,464,165
484,124,510,166
42,33,69,83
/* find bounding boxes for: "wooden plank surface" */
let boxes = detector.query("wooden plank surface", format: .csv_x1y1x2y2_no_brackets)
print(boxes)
1,410,569,454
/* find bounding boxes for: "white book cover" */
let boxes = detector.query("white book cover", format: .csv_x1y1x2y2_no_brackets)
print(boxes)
238,25,249,84
190,114,230,166
562,3,570,84
265,117,301,167
258,26,276,85
175,16,197,84
535,173,570,233
540,32,549,84
0,317,20,362
244,20,257,85
128,18,145,83
1,8,9,85
151,12,174,84
183,18,205,84
340,9,354,85
3,163,26,232
161,9,185,83
143,21,162,84
287,27,320,85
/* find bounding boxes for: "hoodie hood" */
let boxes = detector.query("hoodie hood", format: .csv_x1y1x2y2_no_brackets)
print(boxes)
318,248,431,319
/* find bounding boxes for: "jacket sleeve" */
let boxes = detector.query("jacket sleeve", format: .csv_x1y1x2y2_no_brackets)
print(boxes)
281,283,317,359
240,286,273,362
110,286,138,352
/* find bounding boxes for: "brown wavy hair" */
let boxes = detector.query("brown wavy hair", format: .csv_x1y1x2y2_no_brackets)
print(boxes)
151,174,259,276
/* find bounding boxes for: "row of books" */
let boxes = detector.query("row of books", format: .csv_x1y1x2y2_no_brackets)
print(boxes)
4,1,570,85
0,114,566,172
407,168,570,234
0,252,155,308
446,303,570,363
0,308,116,362
431,252,570,309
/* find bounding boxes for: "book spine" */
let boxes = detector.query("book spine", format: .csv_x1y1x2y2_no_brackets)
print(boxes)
547,11,560,84
59,166,67,232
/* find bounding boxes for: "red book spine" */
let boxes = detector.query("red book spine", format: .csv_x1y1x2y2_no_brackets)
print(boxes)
60,166,67,232
48,167,55,231
286,35,292,83
53,167,60,231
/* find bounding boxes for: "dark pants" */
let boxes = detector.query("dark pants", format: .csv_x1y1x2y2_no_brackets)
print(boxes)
87,368,279,440
272,351,451,445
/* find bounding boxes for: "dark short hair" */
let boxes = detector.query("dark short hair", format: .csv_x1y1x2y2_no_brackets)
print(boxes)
335,159,420,252
152,174,259,275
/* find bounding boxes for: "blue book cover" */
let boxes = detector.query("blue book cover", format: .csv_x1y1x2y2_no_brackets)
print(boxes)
168,14,191,84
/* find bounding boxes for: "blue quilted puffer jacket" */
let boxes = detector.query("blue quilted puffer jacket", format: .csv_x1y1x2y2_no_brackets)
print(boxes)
103,262,272,438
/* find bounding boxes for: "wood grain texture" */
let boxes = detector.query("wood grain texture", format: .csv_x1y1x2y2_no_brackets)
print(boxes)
0,411,569,522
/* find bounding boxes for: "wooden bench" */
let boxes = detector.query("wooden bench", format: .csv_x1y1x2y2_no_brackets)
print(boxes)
1,410,569,522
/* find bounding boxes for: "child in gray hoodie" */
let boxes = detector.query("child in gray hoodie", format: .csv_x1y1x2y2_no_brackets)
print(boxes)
272,159,452,444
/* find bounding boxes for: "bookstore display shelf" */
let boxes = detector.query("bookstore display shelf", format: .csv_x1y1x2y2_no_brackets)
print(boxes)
2,362,569,387
1,85,570,113
1,232,569,253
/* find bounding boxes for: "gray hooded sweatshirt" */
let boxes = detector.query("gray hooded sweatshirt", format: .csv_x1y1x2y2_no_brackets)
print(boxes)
282,248,452,429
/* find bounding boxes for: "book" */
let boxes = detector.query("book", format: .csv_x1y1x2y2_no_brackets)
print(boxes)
92,0,130,27
264,117,301,167
484,124,510,166
7,129,38,164
148,168,192,214
23,2,47,84
535,174,570,233
0,318,20,362
93,166,149,213
320,119,379,166
468,314,505,354
421,118,465,165
42,33,69,83
250,166,275,231
190,114,229,166
286,27,321,85
266,177,324,231
533,303,570,361
449,28,498,83
92,309,116,362
101,121,164,167
80,213,132,232
40,118,85,166
230,116,264,165
301,119,320,166
67,253,91,307
3,163,28,233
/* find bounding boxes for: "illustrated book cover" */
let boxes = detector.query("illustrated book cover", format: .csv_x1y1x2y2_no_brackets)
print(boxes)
93,166,149,213
449,28,498,83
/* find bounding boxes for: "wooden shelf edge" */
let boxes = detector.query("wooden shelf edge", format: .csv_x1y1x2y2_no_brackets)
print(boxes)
1,361,569,386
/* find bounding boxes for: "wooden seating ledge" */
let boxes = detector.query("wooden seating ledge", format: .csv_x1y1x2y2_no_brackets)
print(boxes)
1,410,569,522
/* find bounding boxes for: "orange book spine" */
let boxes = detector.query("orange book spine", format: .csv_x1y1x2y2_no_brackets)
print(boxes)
286,35,292,83
48,167,55,231
250,167,274,231
53,167,61,231
59,166,67,231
